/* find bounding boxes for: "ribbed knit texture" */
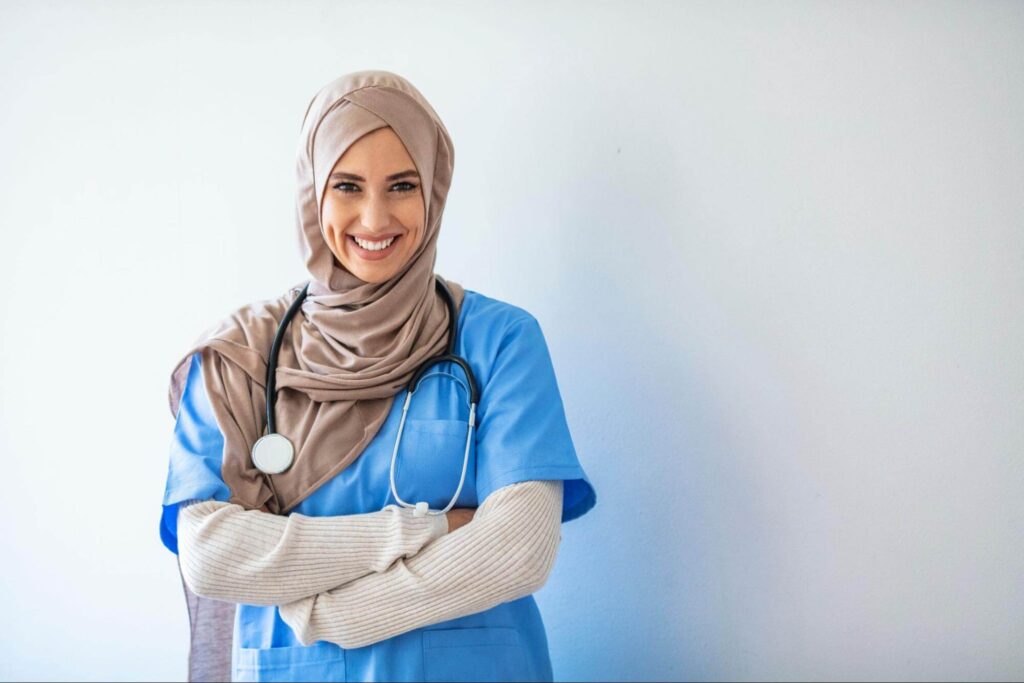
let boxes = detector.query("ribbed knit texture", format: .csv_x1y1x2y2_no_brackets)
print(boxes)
277,479,563,649
177,500,449,606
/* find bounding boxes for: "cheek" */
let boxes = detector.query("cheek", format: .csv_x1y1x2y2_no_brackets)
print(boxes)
400,201,426,246
320,203,346,241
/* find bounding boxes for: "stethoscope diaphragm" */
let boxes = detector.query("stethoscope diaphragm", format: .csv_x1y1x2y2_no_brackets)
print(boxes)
251,433,294,475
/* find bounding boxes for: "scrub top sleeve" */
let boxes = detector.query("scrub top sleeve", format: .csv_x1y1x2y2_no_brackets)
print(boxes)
159,351,230,555
474,315,596,524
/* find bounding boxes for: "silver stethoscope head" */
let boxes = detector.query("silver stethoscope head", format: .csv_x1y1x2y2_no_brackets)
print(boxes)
252,433,294,475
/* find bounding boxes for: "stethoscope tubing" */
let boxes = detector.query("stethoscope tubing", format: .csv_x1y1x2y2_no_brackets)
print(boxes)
388,385,476,516
254,276,478,517
265,281,310,434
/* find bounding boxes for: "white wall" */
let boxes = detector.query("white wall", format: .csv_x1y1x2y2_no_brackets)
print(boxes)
1,1,1021,680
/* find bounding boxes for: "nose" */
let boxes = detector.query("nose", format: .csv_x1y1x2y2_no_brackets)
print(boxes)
360,194,390,232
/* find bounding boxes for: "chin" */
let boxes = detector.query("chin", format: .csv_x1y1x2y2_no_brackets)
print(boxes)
350,264,397,284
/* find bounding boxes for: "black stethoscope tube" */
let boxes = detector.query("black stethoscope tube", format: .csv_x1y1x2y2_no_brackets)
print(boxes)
265,281,310,434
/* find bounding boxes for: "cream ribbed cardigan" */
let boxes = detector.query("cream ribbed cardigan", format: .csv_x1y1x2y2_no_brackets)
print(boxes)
178,499,448,605
177,479,563,649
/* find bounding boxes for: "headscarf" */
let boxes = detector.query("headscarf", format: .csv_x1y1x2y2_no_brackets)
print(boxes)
166,70,463,515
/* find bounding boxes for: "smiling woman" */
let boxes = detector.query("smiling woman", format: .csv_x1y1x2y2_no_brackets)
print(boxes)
321,127,426,283
160,69,596,683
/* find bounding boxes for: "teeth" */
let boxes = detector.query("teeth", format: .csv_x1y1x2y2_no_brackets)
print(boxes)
353,236,396,251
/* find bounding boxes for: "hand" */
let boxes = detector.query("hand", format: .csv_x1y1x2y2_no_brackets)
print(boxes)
444,507,476,533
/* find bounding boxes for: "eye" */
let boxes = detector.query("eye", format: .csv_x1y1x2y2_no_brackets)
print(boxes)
332,182,360,193
391,181,418,193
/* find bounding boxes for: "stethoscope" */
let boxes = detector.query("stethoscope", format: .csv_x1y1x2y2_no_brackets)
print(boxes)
250,275,479,518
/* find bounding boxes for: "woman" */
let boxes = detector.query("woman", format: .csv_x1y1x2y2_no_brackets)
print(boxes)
159,70,597,683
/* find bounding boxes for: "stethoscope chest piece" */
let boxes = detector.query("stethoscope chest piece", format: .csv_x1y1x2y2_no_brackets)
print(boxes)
252,433,294,475
252,277,477,515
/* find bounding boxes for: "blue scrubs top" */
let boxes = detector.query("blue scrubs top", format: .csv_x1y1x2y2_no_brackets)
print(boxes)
160,289,597,682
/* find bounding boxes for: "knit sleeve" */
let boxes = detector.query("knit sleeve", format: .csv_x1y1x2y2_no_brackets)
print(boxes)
177,500,449,606
277,479,563,649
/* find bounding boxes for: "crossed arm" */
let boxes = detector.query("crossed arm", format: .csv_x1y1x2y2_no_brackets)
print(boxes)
177,479,563,647
278,479,563,649
177,498,449,605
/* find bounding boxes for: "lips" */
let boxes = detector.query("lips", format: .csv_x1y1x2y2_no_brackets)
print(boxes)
349,233,401,261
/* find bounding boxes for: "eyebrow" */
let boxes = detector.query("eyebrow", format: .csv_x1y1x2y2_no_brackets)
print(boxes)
329,169,419,182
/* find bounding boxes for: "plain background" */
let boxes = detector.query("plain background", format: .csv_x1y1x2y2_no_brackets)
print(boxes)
1,0,1021,680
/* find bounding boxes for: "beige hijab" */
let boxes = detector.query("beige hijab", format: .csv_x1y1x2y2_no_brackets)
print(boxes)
167,70,463,515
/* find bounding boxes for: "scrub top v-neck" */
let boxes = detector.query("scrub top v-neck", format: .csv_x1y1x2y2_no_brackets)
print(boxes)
159,288,597,682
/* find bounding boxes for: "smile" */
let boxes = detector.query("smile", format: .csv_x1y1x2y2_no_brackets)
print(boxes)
349,234,401,260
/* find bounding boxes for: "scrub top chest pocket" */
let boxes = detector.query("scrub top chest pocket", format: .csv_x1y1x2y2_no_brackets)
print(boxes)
392,417,477,510
391,357,479,511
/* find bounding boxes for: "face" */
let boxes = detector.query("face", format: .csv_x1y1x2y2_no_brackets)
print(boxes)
320,126,425,284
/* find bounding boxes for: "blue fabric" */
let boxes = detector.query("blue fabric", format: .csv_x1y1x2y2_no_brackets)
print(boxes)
473,315,595,523
160,352,230,555
159,289,597,682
